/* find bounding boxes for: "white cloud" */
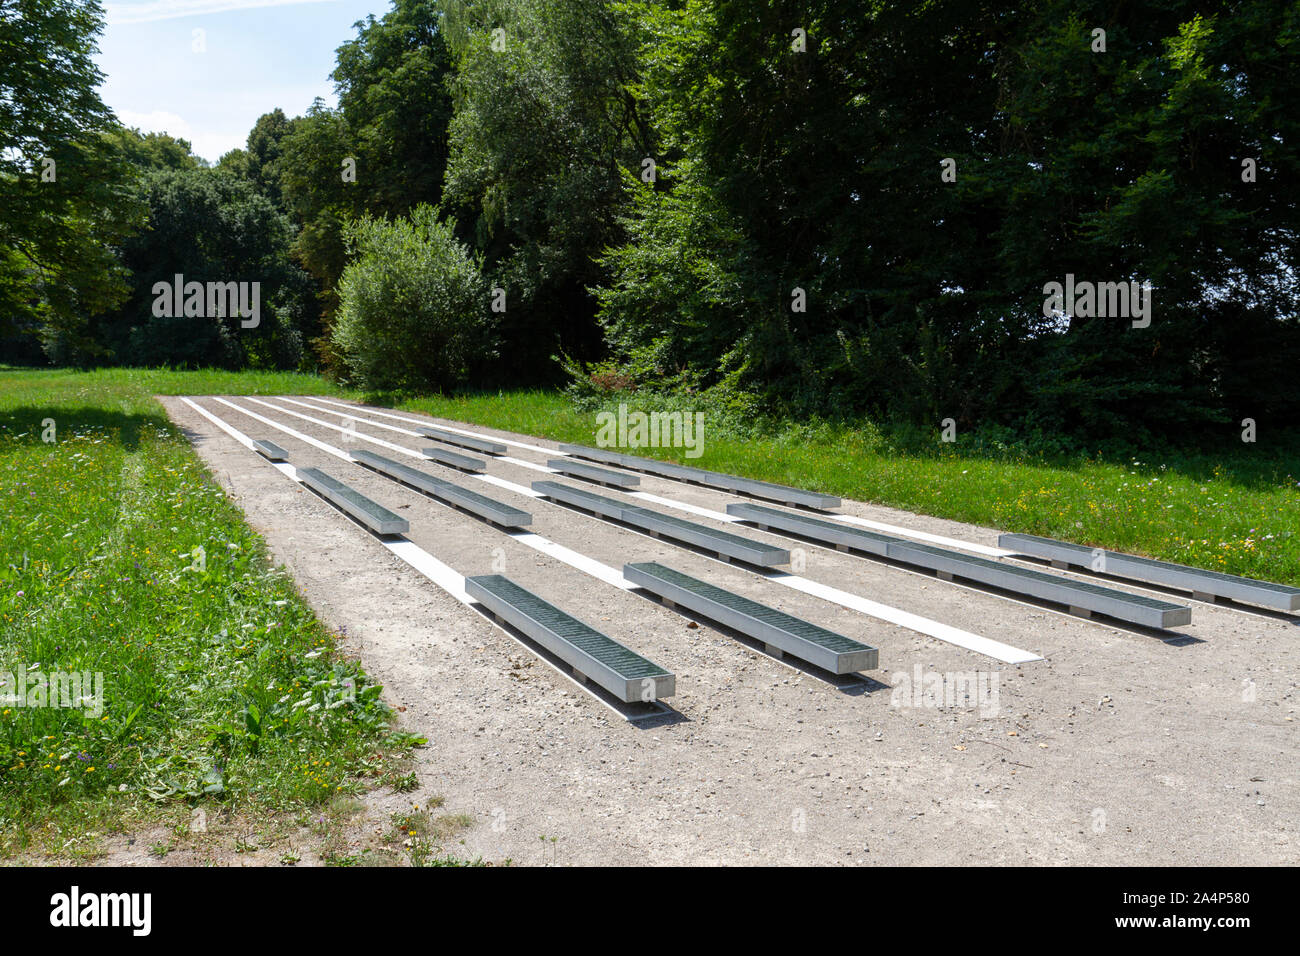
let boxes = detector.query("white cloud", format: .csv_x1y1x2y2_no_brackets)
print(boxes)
116,109,194,138
115,109,246,161
106,0,339,26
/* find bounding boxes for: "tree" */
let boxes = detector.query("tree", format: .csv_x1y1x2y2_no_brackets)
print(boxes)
440,0,654,383
0,0,143,365
92,168,315,370
106,127,203,172
593,0,1300,443
278,0,457,364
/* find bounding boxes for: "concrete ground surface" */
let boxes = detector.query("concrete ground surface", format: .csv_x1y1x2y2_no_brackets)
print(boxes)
157,395,1299,866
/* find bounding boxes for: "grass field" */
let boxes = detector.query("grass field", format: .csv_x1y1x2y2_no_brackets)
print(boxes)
0,368,424,860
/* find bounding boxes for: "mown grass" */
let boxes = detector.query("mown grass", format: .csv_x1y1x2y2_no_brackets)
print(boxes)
393,390,1300,588
3,366,356,399
0,368,413,858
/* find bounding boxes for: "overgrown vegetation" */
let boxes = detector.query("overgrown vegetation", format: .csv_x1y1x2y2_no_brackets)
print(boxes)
0,369,407,857
333,206,494,390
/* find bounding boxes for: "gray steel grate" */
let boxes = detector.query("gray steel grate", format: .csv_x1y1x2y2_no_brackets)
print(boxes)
727,502,897,554
631,563,867,653
253,439,289,462
418,425,506,456
535,481,789,565
470,575,670,680
623,562,878,673
531,480,628,519
889,540,1191,627
353,450,531,527
298,467,409,535
422,446,487,473
1000,532,1300,610
620,505,790,564
560,443,840,508
547,458,640,488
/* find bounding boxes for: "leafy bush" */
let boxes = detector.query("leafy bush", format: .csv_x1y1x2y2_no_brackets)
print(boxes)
332,205,495,390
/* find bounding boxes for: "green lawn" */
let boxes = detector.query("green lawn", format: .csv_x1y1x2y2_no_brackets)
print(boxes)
0,368,415,859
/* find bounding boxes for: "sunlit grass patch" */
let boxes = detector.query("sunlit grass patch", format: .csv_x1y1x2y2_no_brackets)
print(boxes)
388,800,482,867
0,371,395,857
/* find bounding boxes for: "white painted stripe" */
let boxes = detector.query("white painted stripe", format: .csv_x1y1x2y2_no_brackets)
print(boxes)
828,513,1013,557
225,398,1041,664
477,473,543,498
765,571,1042,665
277,396,424,438
211,397,355,462
243,397,422,458
627,490,740,522
184,399,643,720
293,395,559,455
385,539,471,603
508,532,633,590
499,454,557,474
181,396,255,451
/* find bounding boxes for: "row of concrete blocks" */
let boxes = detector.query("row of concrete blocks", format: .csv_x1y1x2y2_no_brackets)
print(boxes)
258,442,878,704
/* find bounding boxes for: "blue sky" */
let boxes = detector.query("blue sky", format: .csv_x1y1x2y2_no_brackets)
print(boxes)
96,0,391,163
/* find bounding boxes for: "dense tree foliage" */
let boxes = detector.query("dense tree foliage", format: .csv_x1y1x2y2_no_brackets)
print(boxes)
93,165,315,369
0,0,143,365
218,108,296,207
279,0,456,354
595,0,1300,444
3,0,1296,446
439,0,653,382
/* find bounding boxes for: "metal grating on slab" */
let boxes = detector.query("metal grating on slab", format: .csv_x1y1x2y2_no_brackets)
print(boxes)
353,449,531,527
252,439,289,462
558,444,626,467
531,480,629,520
727,502,897,555
889,540,1192,628
624,562,878,673
298,467,409,535
417,425,507,456
1000,532,1300,611
620,505,791,566
546,458,640,488
535,481,789,565
465,574,674,702
421,445,487,473
560,443,840,508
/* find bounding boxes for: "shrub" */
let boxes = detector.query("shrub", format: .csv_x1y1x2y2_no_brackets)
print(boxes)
332,206,494,390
